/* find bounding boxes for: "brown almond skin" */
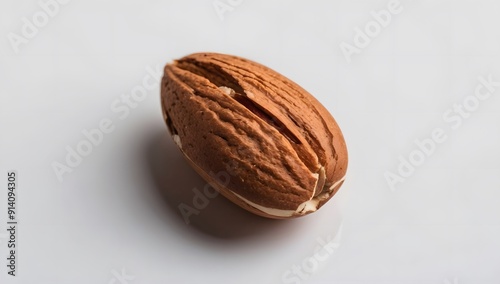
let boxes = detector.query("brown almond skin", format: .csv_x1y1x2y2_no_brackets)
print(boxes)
161,53,348,219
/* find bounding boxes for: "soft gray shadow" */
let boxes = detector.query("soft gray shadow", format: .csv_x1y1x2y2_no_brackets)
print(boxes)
143,128,296,239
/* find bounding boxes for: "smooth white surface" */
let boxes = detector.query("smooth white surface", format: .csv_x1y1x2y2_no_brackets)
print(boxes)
1,0,500,283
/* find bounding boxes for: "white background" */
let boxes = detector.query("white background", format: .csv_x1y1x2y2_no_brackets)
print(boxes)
1,0,500,283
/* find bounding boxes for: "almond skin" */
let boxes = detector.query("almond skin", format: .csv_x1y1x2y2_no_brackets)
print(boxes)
161,53,348,219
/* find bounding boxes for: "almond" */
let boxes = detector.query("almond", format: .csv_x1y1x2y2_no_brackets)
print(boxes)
161,53,348,218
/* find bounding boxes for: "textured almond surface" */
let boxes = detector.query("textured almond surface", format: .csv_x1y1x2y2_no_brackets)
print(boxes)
161,53,348,218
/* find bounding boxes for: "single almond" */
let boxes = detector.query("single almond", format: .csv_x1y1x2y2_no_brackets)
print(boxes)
161,52,348,218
